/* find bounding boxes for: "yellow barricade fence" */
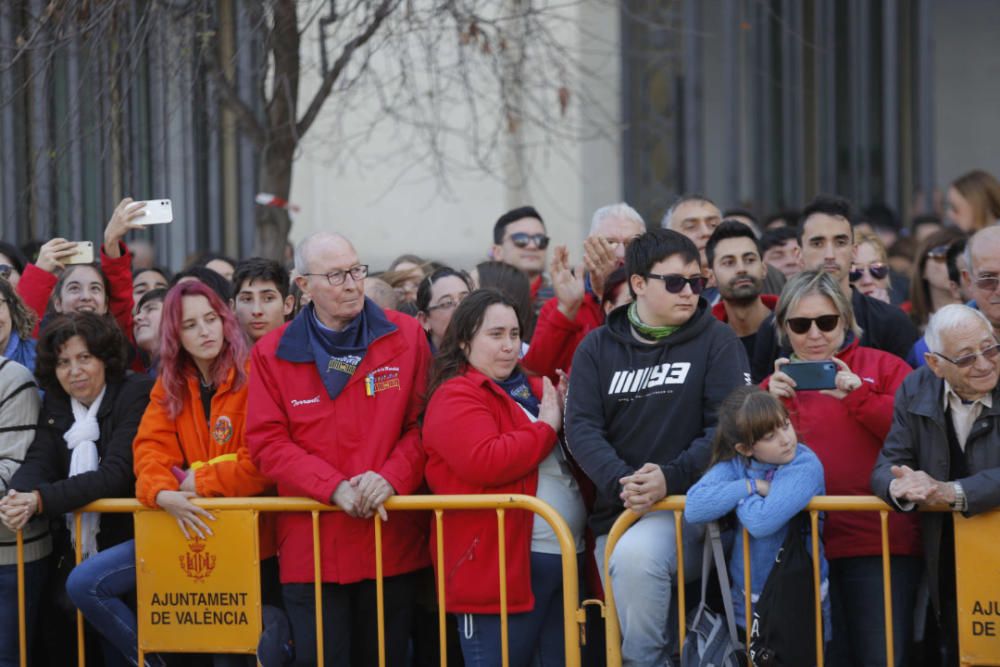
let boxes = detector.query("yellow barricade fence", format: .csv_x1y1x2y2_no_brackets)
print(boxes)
598,496,985,667
13,495,583,667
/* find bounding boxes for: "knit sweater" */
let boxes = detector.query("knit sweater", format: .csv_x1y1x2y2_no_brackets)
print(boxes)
684,444,828,626
0,357,50,565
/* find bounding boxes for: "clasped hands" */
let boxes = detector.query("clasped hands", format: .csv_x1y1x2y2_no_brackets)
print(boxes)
888,464,956,507
332,472,395,521
619,463,667,514
0,490,40,532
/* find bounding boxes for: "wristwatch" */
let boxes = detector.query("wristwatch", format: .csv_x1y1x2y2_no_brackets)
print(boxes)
950,482,967,512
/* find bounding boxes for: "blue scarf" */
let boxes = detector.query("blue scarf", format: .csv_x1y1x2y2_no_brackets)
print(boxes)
3,331,36,373
495,371,539,417
304,303,375,400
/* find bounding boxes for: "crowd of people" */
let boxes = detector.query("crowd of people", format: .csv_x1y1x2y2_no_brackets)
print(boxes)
0,166,998,667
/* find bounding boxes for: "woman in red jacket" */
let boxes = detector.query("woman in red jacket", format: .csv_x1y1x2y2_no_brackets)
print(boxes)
422,289,586,667
66,280,277,666
763,270,920,667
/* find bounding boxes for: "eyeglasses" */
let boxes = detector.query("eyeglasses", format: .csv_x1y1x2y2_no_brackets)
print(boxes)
427,294,468,312
0,264,11,280
506,232,550,250
301,264,369,286
645,273,707,295
927,245,950,262
786,314,841,335
933,343,1000,369
849,263,889,282
974,275,1000,292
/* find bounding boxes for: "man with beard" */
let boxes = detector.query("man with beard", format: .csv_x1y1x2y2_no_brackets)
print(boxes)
706,221,776,359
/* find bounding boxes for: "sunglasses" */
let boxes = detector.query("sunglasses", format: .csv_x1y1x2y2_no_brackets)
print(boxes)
926,244,950,262
507,232,550,250
933,343,1000,369
0,264,11,280
786,314,841,335
849,263,889,282
974,275,1000,292
645,273,707,295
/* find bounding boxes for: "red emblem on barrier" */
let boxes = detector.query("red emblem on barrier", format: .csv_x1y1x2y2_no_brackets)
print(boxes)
178,536,217,582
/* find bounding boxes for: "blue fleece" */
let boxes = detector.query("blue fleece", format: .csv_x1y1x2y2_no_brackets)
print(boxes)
685,444,829,628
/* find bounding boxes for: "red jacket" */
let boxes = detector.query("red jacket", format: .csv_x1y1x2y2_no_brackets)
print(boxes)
247,302,431,584
521,294,604,382
422,369,556,614
762,339,921,559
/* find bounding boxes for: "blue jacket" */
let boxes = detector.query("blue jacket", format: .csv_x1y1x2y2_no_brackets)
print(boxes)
2,331,35,373
685,444,829,627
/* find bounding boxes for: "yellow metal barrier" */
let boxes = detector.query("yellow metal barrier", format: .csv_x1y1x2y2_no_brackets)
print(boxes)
598,495,958,667
13,495,583,667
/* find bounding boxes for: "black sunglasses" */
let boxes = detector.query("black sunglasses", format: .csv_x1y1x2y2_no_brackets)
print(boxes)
849,263,890,282
926,244,950,261
645,273,707,295
507,232,550,250
786,314,841,335
0,264,11,280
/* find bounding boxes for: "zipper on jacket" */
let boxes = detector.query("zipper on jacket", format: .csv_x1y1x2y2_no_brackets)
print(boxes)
447,537,479,582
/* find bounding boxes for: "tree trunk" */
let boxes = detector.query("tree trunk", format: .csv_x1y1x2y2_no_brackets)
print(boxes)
254,143,294,260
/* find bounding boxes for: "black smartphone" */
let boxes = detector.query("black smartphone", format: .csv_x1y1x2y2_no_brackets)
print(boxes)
782,361,838,391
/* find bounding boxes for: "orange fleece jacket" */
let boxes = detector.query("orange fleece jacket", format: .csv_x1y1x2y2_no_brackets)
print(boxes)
133,364,273,509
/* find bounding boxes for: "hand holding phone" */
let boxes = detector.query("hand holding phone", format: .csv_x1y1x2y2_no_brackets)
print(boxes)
65,241,94,265
135,199,173,225
782,360,839,391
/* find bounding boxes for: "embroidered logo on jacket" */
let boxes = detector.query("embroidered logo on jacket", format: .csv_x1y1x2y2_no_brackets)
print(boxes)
607,362,691,395
212,416,234,444
365,366,401,396
290,395,322,407
328,354,362,375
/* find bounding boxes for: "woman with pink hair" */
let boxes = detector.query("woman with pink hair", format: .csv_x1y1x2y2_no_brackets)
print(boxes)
65,280,277,666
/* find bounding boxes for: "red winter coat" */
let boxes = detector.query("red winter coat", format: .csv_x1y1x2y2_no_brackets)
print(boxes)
762,339,921,559
521,293,604,382
247,304,431,584
422,369,557,614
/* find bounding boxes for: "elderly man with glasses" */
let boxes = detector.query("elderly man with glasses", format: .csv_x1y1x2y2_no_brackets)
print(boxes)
247,231,432,666
872,303,1000,665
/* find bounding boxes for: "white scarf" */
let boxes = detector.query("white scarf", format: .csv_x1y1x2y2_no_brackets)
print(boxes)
63,387,106,559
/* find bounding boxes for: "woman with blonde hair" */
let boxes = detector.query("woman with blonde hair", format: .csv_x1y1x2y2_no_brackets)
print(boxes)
946,169,1000,232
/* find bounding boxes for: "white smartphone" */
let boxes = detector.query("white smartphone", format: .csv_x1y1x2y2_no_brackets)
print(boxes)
135,199,173,225
66,241,94,265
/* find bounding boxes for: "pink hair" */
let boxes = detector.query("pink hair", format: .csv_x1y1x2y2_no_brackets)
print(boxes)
157,280,248,419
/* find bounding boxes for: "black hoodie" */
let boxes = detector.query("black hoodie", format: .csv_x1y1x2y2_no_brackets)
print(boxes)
565,298,750,535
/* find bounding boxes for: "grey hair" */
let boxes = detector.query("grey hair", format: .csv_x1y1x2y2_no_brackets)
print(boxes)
590,202,645,235
965,225,1000,277
293,231,350,275
774,270,863,347
660,193,718,229
924,304,995,354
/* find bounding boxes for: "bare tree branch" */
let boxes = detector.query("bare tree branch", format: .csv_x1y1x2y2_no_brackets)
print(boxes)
295,0,397,138
203,39,268,147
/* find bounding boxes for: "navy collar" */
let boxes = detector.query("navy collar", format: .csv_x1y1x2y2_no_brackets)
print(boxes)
277,299,397,363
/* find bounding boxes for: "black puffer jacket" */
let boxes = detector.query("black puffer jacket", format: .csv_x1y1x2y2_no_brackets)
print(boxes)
11,373,153,551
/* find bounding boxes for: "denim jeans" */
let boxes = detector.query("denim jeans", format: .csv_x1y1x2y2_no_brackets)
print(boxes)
0,556,48,667
595,511,705,667
456,552,568,667
827,555,922,667
282,569,420,667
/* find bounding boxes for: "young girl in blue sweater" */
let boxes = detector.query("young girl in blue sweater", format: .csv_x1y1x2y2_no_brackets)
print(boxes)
685,385,830,635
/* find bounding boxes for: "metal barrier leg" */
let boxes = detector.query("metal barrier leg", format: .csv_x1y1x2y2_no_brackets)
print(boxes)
673,512,686,648
811,511,824,667
743,527,752,658
434,510,447,667
16,531,26,667
374,514,385,667
880,511,895,667
312,511,324,666
75,513,85,667
496,509,509,667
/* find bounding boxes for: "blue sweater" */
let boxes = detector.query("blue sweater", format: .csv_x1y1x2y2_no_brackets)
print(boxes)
684,444,829,627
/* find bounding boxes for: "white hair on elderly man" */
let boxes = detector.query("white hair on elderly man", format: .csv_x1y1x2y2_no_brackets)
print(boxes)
590,203,645,235
924,303,996,354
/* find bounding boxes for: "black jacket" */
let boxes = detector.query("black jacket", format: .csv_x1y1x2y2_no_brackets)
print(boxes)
871,366,1000,612
11,373,153,551
565,299,751,535
750,287,918,382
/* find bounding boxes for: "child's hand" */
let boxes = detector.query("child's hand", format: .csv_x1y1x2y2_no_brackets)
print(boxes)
756,479,771,497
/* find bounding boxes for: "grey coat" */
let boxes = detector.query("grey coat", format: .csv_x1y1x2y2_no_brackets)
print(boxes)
871,365,1000,611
